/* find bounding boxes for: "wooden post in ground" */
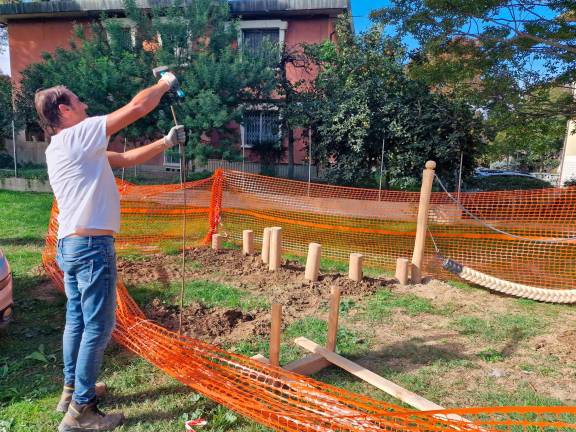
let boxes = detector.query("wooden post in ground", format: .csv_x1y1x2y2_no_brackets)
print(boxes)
304,243,321,282
261,227,271,264
211,233,222,250
270,304,282,367
395,257,410,285
411,160,436,284
326,287,341,352
269,227,282,271
243,230,254,255
348,253,363,282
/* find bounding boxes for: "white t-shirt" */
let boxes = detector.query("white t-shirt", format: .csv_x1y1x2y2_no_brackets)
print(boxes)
46,115,120,239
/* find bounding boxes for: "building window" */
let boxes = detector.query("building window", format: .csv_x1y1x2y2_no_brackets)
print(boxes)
238,20,288,56
242,110,281,148
106,18,137,48
242,29,280,56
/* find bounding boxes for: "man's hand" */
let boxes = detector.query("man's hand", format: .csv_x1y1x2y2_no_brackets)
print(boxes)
164,125,186,149
158,72,179,91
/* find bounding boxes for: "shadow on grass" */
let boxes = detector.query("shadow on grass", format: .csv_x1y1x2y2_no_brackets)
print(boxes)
350,334,472,374
1,237,46,247
111,383,190,407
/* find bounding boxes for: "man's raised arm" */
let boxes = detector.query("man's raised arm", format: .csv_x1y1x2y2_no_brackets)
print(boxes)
106,72,178,136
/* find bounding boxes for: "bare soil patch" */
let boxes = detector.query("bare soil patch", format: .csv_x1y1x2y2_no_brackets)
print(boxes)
119,248,390,345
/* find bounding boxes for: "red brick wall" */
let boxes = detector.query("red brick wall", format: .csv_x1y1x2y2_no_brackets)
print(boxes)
9,18,92,86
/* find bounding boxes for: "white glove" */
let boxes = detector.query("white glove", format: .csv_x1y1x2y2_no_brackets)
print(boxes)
164,125,186,148
159,71,179,90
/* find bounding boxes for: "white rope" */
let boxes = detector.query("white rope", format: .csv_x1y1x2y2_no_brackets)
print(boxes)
443,258,576,304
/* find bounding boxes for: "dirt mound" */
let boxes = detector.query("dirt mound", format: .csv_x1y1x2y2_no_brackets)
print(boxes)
145,298,270,345
120,247,392,345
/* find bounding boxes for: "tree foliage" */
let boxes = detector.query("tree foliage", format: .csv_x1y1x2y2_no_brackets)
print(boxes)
300,22,484,189
371,0,576,112
371,0,574,170
0,75,13,147
15,0,276,161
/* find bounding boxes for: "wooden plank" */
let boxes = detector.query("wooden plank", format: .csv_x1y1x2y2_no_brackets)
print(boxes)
295,336,445,411
283,353,331,376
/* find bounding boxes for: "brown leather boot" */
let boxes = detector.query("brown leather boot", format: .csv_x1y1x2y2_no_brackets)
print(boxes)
55,382,108,413
58,399,124,432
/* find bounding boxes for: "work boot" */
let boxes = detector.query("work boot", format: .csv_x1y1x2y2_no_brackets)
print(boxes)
56,382,107,413
58,399,124,432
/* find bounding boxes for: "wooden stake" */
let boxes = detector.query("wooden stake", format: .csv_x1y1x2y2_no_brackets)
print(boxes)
261,227,271,264
269,227,282,271
304,243,321,282
395,257,410,286
211,233,222,251
243,230,254,255
348,253,363,282
411,160,436,284
270,304,282,367
326,286,341,352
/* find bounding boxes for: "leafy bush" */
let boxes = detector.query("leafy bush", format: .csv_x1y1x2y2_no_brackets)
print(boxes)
0,153,14,169
564,178,576,187
464,175,551,191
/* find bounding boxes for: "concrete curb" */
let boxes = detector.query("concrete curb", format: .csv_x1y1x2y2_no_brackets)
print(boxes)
0,177,53,193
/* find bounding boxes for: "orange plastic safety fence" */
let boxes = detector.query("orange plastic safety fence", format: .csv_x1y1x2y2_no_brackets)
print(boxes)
218,170,576,290
41,171,576,431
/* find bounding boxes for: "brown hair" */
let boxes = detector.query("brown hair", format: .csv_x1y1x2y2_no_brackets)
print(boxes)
34,86,72,136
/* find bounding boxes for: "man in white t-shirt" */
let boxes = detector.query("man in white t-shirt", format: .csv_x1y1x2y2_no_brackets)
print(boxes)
35,73,185,432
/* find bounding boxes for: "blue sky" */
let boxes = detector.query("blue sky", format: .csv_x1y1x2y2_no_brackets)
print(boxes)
0,2,388,75
352,0,389,33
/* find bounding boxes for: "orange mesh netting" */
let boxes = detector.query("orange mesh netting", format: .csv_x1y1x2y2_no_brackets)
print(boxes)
42,169,576,431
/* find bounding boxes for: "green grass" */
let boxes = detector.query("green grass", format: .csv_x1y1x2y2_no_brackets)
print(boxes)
452,313,547,343
129,280,268,312
361,289,437,321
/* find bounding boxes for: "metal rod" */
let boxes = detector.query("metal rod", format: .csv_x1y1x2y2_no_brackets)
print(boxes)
169,104,187,335
12,119,17,177
121,137,127,182
457,150,463,202
307,128,312,197
170,105,178,127
378,137,385,201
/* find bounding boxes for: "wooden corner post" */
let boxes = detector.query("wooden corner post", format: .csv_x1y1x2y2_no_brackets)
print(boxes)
411,160,436,284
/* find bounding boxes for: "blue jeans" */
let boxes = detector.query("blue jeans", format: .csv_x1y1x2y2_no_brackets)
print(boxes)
56,236,117,405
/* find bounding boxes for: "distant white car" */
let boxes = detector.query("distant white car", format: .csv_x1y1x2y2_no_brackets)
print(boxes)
474,168,535,178
0,249,13,328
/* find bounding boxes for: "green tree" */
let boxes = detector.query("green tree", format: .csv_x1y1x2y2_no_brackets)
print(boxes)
371,1,574,172
0,75,13,149
15,0,276,163
301,22,484,189
371,0,576,117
